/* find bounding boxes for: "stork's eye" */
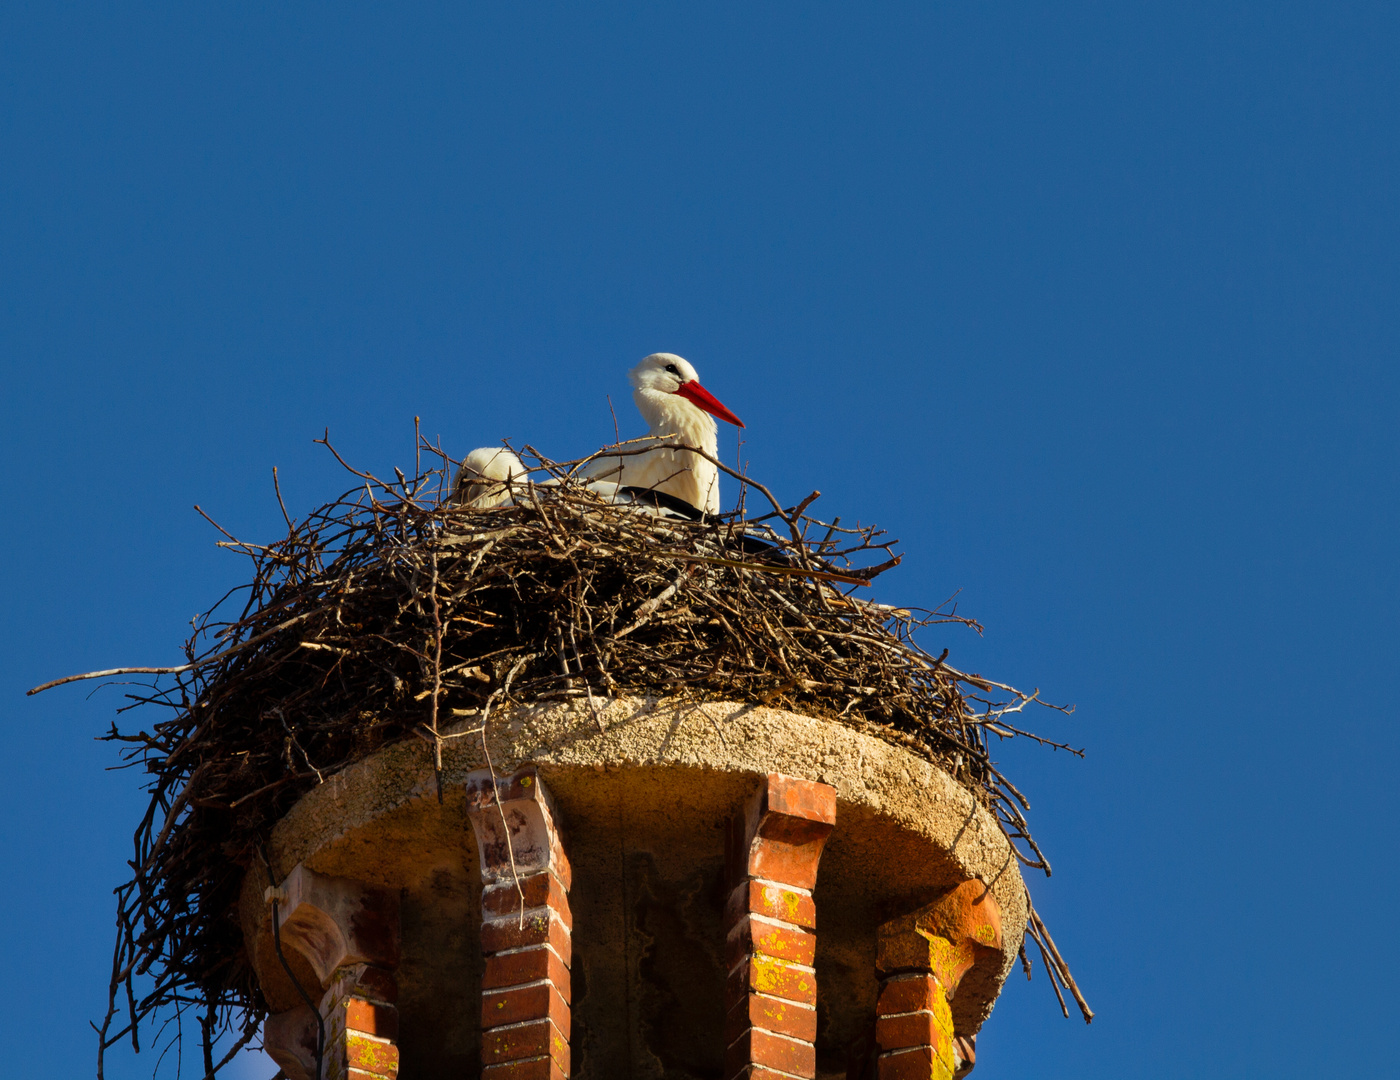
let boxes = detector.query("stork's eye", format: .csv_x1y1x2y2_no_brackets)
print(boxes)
664,363,679,375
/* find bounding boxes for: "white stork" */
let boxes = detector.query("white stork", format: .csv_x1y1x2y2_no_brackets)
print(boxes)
455,445,528,508
579,353,744,515
455,353,744,516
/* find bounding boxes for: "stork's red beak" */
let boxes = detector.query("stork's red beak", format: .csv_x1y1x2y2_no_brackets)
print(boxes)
676,380,745,428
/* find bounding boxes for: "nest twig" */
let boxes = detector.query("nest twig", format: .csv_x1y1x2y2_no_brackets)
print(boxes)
33,434,1090,1077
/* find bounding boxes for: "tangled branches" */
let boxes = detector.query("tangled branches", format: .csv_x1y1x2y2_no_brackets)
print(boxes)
34,436,1089,1076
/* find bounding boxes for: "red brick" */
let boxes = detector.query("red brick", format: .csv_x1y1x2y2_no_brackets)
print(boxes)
725,1028,816,1079
930,941,978,993
727,915,817,967
725,992,818,1043
729,776,836,891
952,1034,975,1073
877,974,941,1017
481,909,572,964
322,965,399,1014
746,835,830,891
764,773,837,826
481,1019,568,1070
876,882,1001,988
726,1068,806,1080
754,810,834,850
343,997,399,1040
464,769,574,891
923,880,1002,952
355,964,399,1005
483,981,570,1037
877,928,977,988
483,872,572,930
345,1032,399,1075
727,880,817,930
483,946,571,1000
879,1045,955,1080
876,1011,953,1053
276,866,402,979
482,1056,567,1080
727,956,817,1007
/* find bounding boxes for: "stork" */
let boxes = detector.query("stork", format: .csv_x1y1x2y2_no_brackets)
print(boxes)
455,446,528,508
579,353,744,515
455,353,744,517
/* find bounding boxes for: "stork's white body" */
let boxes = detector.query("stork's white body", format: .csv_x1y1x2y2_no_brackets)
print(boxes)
455,353,743,516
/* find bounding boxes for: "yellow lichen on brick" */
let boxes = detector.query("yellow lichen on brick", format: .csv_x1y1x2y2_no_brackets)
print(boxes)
748,953,816,1006
347,1031,398,1074
930,989,955,1075
918,931,977,989
751,956,781,993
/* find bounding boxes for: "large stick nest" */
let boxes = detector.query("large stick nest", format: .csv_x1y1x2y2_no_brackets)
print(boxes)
37,437,1090,1076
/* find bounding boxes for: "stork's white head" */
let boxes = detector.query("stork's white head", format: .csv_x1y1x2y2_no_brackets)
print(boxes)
454,446,527,508
628,353,745,433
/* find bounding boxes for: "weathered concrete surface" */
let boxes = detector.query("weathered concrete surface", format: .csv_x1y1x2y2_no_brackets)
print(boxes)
241,696,1026,1079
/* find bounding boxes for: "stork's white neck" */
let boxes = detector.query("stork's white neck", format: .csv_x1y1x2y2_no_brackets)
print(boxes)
622,385,723,513
633,387,719,456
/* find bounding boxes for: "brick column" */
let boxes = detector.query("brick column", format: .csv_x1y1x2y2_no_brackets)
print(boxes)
261,865,401,1080
465,766,573,1080
874,880,1002,1080
322,964,400,1080
723,772,837,1080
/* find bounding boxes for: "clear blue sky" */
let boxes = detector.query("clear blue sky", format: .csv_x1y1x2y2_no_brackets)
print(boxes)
4,3,1396,1077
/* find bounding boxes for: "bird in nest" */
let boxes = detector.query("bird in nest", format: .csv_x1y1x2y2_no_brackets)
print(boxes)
455,352,745,519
